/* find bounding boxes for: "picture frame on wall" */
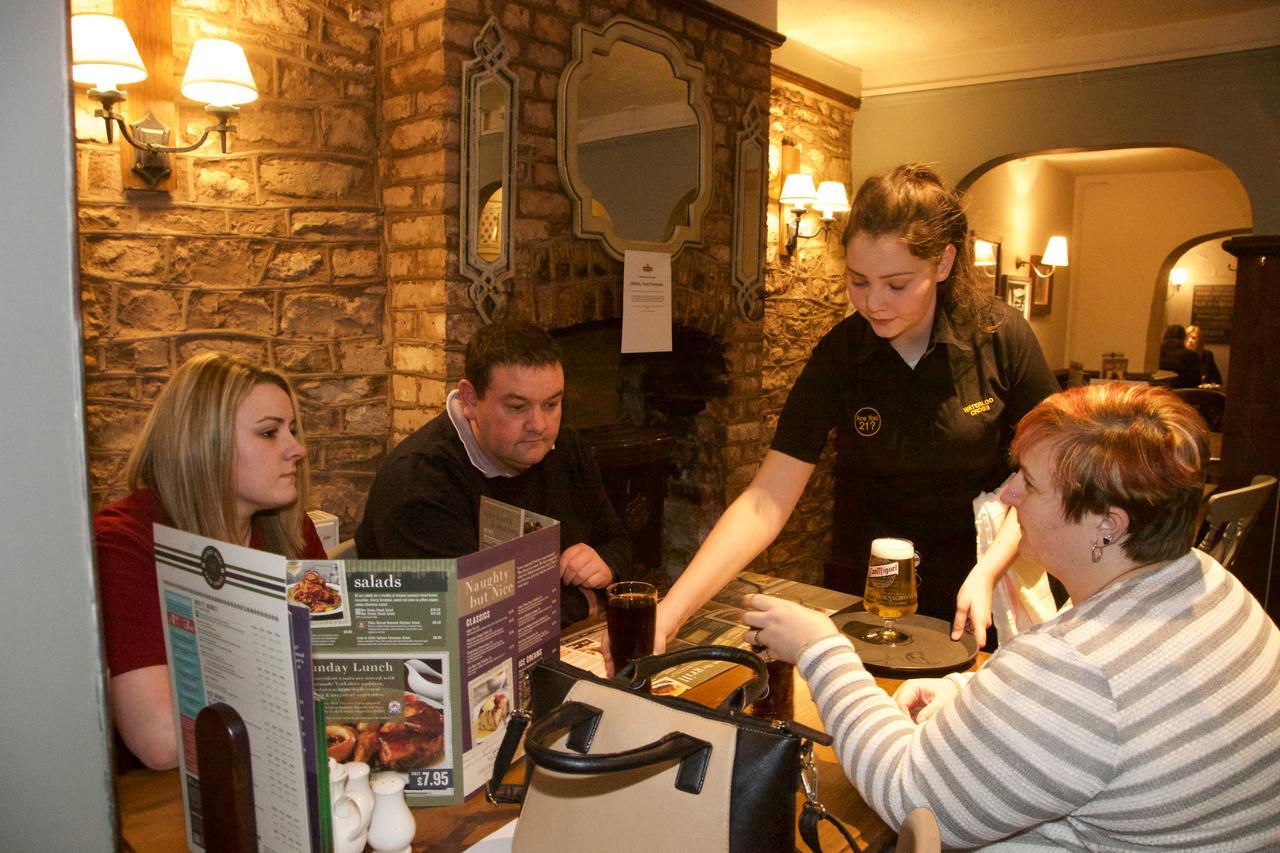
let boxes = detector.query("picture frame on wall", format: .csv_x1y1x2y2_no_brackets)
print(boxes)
1029,254,1052,316
1003,274,1031,319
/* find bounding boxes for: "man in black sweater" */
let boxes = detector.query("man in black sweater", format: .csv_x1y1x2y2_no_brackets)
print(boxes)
356,321,634,625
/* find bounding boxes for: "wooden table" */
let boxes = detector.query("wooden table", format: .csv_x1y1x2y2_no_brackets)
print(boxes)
116,654,981,852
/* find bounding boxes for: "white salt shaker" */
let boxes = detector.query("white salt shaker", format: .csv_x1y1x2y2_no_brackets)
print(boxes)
367,772,415,853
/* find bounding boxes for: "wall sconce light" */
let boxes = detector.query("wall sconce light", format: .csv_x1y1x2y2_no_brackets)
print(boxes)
973,238,998,278
71,14,258,188
1168,266,1189,297
1016,235,1069,278
780,173,849,255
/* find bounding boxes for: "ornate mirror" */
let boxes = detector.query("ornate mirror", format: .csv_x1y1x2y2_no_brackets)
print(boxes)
558,18,713,259
460,19,517,323
733,102,767,320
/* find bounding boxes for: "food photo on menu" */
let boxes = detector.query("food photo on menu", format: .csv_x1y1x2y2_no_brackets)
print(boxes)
468,660,512,742
286,564,344,619
319,653,453,786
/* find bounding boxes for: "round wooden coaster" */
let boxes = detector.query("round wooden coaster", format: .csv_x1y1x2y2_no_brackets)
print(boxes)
832,610,979,676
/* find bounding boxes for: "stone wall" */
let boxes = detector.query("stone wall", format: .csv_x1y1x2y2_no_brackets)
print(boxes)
73,0,851,578
77,0,386,533
758,75,856,585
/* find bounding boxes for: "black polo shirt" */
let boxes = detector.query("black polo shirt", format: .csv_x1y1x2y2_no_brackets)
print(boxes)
771,301,1057,611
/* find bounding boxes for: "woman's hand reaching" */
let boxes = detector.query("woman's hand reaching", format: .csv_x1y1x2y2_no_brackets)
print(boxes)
893,677,960,724
742,594,839,665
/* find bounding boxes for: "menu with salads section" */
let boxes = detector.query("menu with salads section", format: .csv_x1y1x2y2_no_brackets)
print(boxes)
153,524,317,853
298,498,562,804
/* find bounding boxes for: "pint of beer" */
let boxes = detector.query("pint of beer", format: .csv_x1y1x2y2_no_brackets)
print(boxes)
864,537,918,621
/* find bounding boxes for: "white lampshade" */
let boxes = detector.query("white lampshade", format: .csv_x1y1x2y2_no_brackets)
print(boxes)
71,14,148,91
1169,267,1189,286
780,173,817,209
181,39,258,106
973,239,996,267
1041,235,1069,268
815,181,850,219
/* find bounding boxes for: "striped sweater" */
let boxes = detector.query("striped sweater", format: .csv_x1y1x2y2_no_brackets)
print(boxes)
798,549,1280,850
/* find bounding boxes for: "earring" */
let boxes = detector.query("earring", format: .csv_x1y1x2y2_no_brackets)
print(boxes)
1102,535,1112,545
1090,542,1103,563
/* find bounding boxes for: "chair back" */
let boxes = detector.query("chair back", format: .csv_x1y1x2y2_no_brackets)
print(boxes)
1171,387,1227,431
326,538,357,560
895,807,941,853
1197,475,1278,570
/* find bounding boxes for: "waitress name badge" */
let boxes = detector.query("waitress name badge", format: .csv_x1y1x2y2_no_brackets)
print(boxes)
621,250,672,353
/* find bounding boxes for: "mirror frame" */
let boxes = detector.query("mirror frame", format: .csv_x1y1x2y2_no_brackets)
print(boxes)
460,18,518,324
972,233,1002,297
732,101,767,320
557,17,714,260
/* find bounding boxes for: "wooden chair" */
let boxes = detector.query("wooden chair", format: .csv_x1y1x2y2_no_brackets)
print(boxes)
1197,475,1278,570
1172,387,1227,431
895,807,941,853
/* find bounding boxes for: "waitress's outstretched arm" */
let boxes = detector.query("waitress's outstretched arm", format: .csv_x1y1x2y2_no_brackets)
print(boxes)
655,450,815,650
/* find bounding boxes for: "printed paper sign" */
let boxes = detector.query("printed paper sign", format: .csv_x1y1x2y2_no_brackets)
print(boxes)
621,249,673,353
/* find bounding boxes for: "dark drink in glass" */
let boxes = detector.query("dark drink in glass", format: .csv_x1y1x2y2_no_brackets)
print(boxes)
749,660,795,720
606,581,657,670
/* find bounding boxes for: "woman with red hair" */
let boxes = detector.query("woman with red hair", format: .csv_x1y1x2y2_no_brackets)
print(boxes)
745,385,1280,849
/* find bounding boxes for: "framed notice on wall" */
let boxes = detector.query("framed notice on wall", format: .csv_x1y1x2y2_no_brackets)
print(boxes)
1190,284,1234,343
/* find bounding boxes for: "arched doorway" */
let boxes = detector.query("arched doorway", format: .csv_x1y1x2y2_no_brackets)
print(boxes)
960,146,1252,376
1151,229,1250,384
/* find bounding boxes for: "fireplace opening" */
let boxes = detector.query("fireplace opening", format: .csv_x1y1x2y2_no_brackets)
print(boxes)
553,320,729,580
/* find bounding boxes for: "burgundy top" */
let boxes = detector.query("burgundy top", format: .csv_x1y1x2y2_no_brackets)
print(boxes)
94,488,326,676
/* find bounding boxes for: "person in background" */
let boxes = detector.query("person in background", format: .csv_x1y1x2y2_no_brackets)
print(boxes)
1184,323,1223,385
743,384,1280,850
1159,323,1201,388
648,164,1057,657
95,352,326,770
356,320,633,626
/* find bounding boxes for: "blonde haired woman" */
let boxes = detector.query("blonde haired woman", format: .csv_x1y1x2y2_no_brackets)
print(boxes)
94,352,326,769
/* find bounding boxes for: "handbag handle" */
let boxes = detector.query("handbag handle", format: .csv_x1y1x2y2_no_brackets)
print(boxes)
619,645,769,712
523,700,714,795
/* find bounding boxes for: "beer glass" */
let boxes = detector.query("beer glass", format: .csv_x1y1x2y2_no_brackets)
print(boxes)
606,581,657,670
861,537,917,645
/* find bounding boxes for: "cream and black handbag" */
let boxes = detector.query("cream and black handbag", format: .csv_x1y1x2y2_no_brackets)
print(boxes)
487,646,856,853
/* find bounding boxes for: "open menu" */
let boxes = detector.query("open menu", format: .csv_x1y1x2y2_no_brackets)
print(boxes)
559,571,858,696
298,497,561,805
154,525,317,853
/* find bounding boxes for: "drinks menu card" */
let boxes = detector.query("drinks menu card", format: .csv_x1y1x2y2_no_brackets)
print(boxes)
154,525,315,853
299,497,562,804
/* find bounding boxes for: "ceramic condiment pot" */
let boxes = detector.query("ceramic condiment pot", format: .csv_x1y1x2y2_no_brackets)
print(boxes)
331,794,368,853
328,758,348,807
344,761,375,834
367,772,415,853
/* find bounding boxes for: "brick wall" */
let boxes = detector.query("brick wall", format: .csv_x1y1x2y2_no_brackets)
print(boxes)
759,76,856,585
77,0,387,533
379,0,776,577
